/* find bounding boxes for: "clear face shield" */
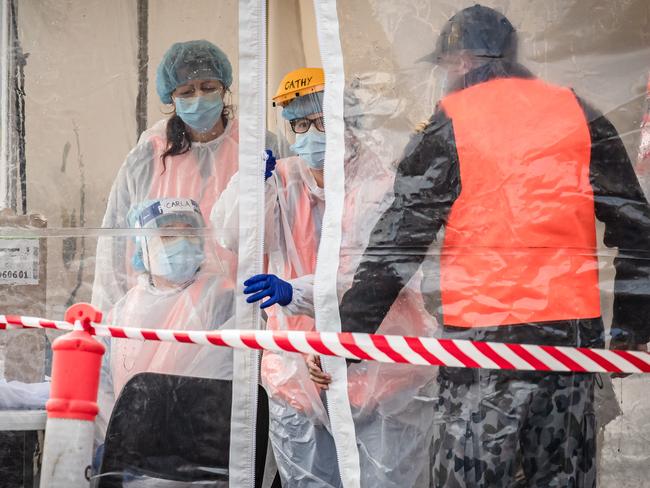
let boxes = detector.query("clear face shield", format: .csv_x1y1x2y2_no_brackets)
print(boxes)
135,199,210,286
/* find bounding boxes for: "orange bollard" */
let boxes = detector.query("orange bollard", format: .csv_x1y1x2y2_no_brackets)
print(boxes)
40,303,105,488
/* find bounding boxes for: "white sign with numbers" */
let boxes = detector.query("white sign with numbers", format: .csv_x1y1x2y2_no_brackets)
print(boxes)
0,239,39,285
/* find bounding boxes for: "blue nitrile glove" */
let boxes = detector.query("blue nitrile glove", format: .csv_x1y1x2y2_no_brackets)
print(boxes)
264,149,276,181
244,274,293,309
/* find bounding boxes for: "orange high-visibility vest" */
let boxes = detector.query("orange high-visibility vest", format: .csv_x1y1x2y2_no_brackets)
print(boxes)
439,78,601,327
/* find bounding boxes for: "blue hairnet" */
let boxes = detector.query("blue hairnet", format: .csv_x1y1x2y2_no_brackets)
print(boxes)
281,92,324,121
156,40,233,104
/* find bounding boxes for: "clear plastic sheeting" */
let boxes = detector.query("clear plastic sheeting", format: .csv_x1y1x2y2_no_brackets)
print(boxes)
1,0,650,487
212,65,336,486
0,0,270,486
329,1,650,487
85,6,246,484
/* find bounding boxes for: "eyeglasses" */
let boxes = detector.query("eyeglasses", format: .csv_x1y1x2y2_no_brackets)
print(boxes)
290,116,325,134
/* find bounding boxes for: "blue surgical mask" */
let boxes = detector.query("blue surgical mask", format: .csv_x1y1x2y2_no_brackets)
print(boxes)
147,238,205,284
174,92,224,133
290,129,326,170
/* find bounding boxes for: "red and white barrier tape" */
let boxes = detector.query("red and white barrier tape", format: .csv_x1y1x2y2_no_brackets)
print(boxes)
1,313,649,374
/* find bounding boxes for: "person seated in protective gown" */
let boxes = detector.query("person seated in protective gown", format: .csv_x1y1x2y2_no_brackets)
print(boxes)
97,197,234,435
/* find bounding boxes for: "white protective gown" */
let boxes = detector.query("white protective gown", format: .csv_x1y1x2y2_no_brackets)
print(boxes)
92,117,242,442
213,142,438,487
214,156,337,487
92,118,240,315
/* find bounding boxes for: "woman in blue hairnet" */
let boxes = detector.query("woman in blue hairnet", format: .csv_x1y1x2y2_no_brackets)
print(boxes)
92,40,242,314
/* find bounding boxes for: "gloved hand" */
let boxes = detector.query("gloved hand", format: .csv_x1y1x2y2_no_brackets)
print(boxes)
264,149,276,181
244,274,292,309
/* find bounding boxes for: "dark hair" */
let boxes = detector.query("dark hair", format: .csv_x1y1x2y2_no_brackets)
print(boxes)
160,89,235,173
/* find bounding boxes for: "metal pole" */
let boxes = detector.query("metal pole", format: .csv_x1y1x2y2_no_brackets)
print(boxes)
11,0,27,214
10,0,27,214
135,0,149,140
0,0,11,210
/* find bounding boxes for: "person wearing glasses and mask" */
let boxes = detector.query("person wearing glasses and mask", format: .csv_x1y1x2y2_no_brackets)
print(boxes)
212,68,342,487
93,40,280,317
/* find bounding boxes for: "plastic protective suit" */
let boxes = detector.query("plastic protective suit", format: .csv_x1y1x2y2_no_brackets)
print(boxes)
338,6,650,488
92,39,287,315
263,145,437,488
92,40,241,315
102,272,234,412
214,153,338,487
92,117,288,315
92,116,239,315
215,68,338,485
215,63,438,484
213,89,437,487
284,78,439,487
